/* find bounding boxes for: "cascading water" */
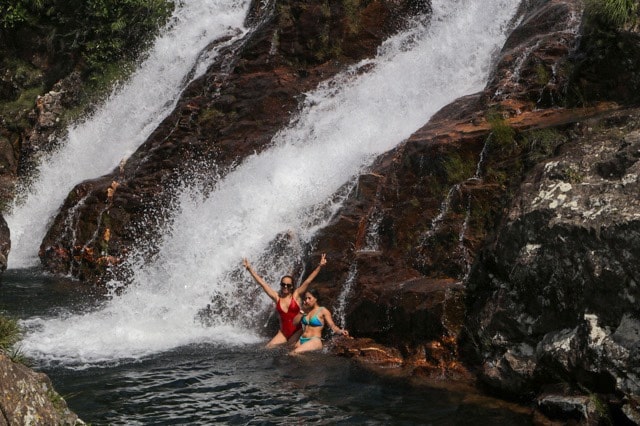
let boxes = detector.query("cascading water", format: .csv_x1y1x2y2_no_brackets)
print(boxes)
5,0,251,268
334,264,359,328
20,0,521,366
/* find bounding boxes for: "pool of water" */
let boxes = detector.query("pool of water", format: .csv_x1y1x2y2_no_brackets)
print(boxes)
0,269,534,425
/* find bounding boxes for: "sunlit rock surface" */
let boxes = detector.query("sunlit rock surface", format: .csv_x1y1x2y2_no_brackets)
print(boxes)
0,353,83,425
465,107,640,422
322,0,640,422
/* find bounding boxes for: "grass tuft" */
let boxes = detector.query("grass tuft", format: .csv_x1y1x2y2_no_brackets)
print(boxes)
585,0,638,28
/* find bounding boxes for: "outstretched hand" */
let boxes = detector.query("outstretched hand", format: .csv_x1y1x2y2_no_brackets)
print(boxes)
242,258,251,270
319,253,327,267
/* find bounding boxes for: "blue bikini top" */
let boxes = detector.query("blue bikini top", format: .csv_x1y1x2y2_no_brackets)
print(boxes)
301,308,323,327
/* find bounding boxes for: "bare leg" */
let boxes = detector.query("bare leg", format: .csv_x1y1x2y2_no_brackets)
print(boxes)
266,331,288,348
291,338,322,354
286,329,303,347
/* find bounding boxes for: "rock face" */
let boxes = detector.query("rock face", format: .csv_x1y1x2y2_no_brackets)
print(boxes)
318,0,588,370
0,353,82,425
465,108,640,421
319,0,640,422
22,71,83,171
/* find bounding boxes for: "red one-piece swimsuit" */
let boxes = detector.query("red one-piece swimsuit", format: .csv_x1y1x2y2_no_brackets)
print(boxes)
276,297,302,339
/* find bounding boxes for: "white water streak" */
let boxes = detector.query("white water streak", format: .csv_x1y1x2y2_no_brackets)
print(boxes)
361,210,383,252
334,264,358,328
21,0,520,365
6,0,250,268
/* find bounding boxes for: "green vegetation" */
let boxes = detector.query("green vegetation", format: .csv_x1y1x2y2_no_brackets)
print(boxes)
0,86,44,126
1,0,173,88
521,128,567,166
343,0,361,33
442,153,475,184
585,0,638,28
587,393,613,425
0,314,25,363
486,110,516,152
0,0,174,172
47,388,67,412
0,314,21,351
534,62,550,86
564,166,584,183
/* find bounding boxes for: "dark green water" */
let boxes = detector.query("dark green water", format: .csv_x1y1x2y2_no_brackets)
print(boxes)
1,269,534,425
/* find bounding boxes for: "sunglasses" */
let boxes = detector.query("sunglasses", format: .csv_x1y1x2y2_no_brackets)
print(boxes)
280,282,294,289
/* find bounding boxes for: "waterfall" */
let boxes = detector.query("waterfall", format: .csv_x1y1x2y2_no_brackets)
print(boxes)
20,0,521,366
458,197,473,281
360,209,383,253
423,183,461,240
334,264,359,328
5,0,251,268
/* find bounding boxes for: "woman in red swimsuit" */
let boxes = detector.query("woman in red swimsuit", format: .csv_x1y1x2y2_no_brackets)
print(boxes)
243,253,327,347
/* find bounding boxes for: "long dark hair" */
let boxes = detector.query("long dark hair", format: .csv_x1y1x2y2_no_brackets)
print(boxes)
306,288,321,304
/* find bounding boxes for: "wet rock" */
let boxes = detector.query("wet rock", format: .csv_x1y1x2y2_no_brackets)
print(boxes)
466,108,640,403
307,0,617,385
17,0,640,417
0,135,18,203
621,396,640,425
0,214,9,272
23,71,82,163
0,353,83,425
536,394,601,424
485,0,584,112
329,337,404,368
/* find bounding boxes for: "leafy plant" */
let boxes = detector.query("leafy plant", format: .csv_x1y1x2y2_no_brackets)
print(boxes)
486,110,516,152
585,0,638,28
1,0,173,77
0,314,21,353
442,153,474,184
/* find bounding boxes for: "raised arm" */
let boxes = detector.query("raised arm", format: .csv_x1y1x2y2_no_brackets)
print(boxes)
295,253,327,297
321,308,348,336
243,258,278,302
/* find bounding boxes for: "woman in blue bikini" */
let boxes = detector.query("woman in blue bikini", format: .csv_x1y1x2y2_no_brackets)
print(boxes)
291,288,348,354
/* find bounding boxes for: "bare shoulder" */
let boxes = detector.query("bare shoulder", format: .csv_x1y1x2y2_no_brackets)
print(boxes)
320,306,332,317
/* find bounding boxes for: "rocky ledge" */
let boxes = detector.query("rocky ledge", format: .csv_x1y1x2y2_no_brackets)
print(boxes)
0,353,83,425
